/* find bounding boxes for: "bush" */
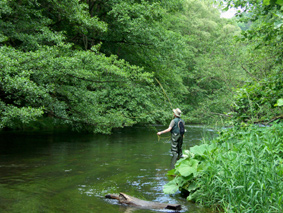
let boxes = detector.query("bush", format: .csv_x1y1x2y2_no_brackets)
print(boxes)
232,70,283,124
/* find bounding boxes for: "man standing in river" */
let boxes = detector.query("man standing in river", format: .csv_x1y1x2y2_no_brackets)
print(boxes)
157,108,185,169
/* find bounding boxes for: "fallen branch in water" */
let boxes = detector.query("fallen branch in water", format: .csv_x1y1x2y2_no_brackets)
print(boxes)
105,192,182,210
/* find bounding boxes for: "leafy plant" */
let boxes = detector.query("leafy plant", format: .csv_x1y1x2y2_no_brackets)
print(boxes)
163,143,216,195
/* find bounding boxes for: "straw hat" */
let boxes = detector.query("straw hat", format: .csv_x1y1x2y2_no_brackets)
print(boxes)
173,108,181,117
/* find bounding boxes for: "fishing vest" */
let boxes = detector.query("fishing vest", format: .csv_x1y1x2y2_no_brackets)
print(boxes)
170,117,184,134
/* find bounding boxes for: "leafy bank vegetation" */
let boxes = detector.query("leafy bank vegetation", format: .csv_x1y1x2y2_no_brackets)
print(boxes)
164,123,283,212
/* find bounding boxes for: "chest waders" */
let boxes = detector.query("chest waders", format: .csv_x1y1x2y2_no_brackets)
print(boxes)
170,118,184,169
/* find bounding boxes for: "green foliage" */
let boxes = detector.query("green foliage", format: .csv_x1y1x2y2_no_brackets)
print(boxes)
225,0,283,60
1,0,186,132
0,0,247,131
163,143,216,195
220,0,283,124
164,123,283,212
0,45,167,133
0,0,107,51
96,0,189,101
172,0,245,123
231,64,283,124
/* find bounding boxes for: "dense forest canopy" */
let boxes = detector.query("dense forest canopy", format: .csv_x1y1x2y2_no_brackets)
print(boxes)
0,0,281,133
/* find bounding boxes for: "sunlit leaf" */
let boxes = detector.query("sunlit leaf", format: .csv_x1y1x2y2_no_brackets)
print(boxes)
176,159,199,177
166,169,176,176
163,179,179,194
263,0,270,5
274,21,283,29
190,145,208,156
190,144,214,156
275,98,283,106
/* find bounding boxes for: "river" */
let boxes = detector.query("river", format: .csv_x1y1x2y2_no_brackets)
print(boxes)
0,125,215,213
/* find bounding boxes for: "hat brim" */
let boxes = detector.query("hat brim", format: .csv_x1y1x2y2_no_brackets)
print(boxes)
173,109,181,117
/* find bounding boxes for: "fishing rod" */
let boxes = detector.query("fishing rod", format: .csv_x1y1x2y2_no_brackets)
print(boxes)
154,77,175,142
155,77,173,110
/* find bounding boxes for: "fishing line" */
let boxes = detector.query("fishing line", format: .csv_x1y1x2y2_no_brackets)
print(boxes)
154,77,176,142
110,78,173,140
155,78,173,110
122,78,173,136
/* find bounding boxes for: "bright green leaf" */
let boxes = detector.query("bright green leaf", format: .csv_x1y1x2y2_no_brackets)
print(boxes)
163,179,179,194
176,159,199,177
190,144,214,156
166,169,176,176
263,0,270,5
275,98,283,106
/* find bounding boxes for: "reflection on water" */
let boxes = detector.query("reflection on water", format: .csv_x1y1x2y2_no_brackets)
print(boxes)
0,125,215,213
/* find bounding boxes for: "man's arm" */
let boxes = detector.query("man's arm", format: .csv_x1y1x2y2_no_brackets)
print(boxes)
157,127,172,135
157,120,174,135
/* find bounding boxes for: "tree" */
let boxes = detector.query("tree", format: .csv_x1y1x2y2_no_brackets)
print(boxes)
0,0,249,132
0,0,175,133
168,0,246,123
222,0,283,123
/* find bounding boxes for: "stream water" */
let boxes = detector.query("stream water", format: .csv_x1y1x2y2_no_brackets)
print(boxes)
0,125,215,213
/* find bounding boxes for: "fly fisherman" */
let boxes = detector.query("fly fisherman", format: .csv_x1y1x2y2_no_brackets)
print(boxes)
157,108,185,169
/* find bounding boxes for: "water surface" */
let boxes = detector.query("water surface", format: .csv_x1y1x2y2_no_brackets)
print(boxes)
0,125,215,213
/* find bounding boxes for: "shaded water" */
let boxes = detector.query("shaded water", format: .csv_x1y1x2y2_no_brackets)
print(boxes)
0,125,215,213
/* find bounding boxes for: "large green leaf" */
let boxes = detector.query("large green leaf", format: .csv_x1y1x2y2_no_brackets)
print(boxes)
190,144,215,156
163,179,179,194
176,159,199,177
190,145,208,156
